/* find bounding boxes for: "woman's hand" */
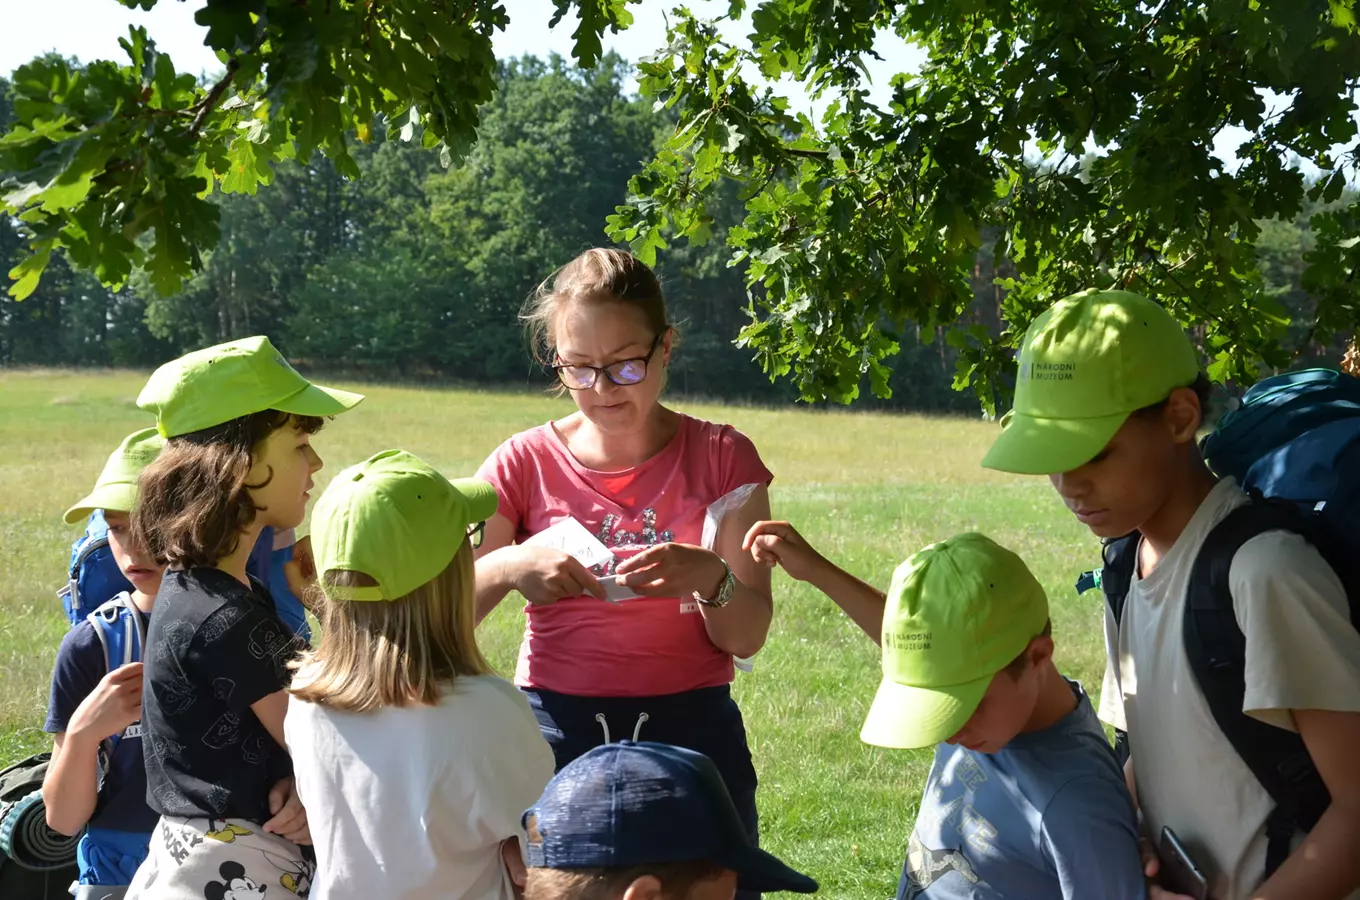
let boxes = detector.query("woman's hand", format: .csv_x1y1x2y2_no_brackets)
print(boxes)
614,543,729,600
502,545,606,605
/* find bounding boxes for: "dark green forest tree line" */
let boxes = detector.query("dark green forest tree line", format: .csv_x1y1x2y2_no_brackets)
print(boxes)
0,56,1351,411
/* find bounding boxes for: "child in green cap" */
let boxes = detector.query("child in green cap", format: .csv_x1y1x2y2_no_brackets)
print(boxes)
43,427,166,898
982,289,1360,900
742,524,1145,899
285,449,554,900
123,335,363,900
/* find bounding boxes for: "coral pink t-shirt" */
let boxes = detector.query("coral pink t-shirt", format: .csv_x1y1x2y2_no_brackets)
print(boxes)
476,414,773,698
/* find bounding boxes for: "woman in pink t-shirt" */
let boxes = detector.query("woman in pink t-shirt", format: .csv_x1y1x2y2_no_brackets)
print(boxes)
475,249,774,896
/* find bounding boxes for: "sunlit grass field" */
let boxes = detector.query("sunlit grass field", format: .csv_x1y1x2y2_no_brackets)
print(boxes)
0,368,1106,899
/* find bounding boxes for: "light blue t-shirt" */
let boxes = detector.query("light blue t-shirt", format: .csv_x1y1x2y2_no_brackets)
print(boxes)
897,681,1145,900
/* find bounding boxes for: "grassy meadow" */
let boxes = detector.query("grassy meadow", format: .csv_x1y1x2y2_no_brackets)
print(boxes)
0,368,1106,899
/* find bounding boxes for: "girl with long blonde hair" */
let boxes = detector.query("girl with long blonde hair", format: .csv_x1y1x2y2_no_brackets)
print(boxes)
285,449,554,900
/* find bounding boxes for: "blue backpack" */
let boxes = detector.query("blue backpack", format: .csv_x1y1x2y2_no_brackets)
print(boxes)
1081,368,1360,881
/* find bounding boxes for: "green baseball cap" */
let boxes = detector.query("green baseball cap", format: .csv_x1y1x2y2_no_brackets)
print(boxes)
137,336,364,438
981,289,1200,475
860,533,1050,750
311,449,500,602
63,427,166,524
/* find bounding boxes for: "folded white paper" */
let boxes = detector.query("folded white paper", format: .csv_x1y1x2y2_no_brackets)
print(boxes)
522,517,613,569
523,517,639,602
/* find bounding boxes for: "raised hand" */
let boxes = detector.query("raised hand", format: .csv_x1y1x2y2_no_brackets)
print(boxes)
742,520,828,583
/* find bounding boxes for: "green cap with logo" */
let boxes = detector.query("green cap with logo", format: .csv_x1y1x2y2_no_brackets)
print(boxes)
981,289,1200,475
137,336,365,438
63,427,166,524
311,449,500,602
860,533,1050,750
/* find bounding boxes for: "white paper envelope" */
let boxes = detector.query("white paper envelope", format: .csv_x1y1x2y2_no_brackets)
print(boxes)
522,517,614,569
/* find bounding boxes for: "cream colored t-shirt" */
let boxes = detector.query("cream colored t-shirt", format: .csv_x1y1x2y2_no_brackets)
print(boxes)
285,674,555,900
1099,479,1360,900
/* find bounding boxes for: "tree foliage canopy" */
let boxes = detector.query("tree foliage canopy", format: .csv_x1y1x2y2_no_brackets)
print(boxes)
2,0,1357,408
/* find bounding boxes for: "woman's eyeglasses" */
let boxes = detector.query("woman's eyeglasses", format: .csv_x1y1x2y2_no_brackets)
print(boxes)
467,521,485,550
553,333,664,391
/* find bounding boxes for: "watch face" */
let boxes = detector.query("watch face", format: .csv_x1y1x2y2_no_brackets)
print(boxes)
716,569,736,606
712,568,734,609
696,567,736,607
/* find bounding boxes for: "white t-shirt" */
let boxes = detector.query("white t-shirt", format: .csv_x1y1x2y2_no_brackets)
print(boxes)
285,674,555,900
1099,478,1360,900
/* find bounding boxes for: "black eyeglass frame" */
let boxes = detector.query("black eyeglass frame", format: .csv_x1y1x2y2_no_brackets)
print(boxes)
467,520,486,550
551,332,666,390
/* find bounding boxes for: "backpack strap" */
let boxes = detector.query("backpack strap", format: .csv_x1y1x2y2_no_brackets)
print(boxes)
1100,533,1141,626
86,593,146,672
1081,533,1140,767
1184,498,1334,881
84,594,147,789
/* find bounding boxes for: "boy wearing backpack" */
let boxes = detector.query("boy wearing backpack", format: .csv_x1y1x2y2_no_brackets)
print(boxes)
981,288,1360,900
43,427,167,899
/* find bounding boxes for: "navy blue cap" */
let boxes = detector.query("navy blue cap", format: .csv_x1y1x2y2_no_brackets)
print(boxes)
522,742,818,894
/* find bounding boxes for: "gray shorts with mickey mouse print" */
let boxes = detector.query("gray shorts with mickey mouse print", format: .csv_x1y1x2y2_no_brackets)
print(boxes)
125,817,312,900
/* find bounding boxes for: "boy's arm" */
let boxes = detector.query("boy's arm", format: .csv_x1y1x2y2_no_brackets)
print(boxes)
1228,534,1360,899
744,520,887,642
1040,775,1149,900
1250,709,1360,900
42,661,143,836
44,731,101,836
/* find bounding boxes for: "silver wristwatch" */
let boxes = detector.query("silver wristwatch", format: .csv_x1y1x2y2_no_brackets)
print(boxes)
695,560,736,608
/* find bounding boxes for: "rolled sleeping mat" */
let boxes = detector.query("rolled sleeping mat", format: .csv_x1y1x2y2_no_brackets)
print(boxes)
0,789,81,871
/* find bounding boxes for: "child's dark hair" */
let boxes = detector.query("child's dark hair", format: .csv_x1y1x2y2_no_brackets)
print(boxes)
1002,619,1053,678
133,410,324,569
524,860,726,900
1132,372,1214,426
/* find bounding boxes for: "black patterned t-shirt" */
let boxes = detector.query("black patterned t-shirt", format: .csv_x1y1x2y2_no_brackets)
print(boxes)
141,567,302,823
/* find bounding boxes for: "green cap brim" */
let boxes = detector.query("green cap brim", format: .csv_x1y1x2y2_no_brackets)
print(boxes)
980,409,1131,475
63,484,138,524
860,672,992,750
273,382,365,419
451,477,499,525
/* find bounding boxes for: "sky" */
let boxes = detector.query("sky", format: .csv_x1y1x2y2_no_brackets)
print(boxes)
0,0,1348,175
0,0,920,115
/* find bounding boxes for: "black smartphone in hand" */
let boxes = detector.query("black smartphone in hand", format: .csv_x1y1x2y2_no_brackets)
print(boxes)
1159,826,1209,900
